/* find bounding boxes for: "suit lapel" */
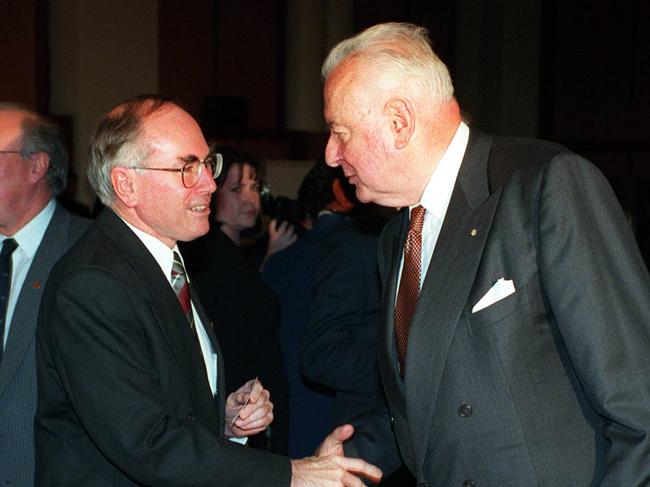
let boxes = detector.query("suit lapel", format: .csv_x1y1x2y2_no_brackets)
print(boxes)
378,210,409,415
96,210,221,431
0,206,71,394
189,283,220,353
189,291,226,428
403,131,502,471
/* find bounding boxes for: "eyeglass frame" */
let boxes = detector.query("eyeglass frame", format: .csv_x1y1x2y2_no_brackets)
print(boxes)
0,150,23,156
130,152,223,188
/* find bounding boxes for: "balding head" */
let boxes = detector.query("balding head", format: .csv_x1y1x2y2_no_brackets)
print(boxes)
88,95,179,206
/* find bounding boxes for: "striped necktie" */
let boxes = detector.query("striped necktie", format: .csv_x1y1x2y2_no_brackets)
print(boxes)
171,251,195,330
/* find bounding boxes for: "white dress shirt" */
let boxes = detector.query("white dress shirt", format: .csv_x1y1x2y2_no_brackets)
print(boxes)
123,220,219,396
398,121,470,290
1,199,55,348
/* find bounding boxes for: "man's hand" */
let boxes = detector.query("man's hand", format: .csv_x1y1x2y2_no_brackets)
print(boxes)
315,423,353,457
290,425,383,486
224,378,273,438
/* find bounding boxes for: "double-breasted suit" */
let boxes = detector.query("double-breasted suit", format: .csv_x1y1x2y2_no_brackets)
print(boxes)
378,130,650,486
0,203,89,487
35,209,290,486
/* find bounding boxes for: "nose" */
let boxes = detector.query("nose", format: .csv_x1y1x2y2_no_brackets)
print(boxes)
324,135,341,167
199,165,217,194
241,187,256,202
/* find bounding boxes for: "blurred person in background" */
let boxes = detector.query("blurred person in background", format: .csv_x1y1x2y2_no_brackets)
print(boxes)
300,195,409,486
262,159,347,458
212,146,296,271
264,159,406,483
182,145,291,454
0,103,89,487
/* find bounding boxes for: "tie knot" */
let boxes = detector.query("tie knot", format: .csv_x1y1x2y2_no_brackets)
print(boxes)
172,251,186,276
1,238,18,258
171,251,193,328
409,206,426,233
171,252,188,293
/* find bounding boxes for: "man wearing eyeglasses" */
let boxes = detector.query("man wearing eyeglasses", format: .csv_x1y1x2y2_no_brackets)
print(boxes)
34,95,381,486
0,104,90,487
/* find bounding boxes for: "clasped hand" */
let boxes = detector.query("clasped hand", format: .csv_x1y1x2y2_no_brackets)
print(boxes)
224,378,273,438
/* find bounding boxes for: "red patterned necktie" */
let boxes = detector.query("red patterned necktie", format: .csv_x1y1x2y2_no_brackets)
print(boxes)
394,206,426,377
171,251,195,330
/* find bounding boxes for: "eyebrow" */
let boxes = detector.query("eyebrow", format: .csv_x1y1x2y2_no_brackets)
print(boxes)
178,154,200,164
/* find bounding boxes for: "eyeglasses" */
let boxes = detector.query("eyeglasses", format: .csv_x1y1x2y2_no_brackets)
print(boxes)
0,150,22,156
131,153,223,188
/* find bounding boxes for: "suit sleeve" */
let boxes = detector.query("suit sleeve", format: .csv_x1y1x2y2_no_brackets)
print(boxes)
537,155,650,483
301,226,404,476
40,266,290,487
301,228,382,395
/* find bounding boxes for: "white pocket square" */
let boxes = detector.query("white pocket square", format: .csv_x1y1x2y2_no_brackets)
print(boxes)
472,278,515,313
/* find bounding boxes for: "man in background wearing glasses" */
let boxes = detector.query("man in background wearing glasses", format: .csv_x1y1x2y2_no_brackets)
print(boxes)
0,103,90,487
34,95,381,486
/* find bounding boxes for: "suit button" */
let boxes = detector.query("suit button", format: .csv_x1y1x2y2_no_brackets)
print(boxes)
458,404,473,417
463,480,476,487
187,413,197,421
390,415,395,425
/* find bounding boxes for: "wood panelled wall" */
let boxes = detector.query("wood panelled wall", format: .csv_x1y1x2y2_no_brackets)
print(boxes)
0,0,48,111
1,0,648,260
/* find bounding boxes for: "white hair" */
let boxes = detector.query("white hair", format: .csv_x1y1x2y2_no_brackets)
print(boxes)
322,22,454,104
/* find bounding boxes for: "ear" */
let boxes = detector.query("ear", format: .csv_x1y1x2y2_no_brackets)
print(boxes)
328,177,355,213
110,167,139,208
384,97,415,149
27,152,50,183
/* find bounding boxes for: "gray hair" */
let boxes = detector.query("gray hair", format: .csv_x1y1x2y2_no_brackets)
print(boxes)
322,22,454,103
88,95,176,206
0,102,68,196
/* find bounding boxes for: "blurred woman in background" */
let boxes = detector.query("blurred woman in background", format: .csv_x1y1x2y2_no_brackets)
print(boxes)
213,146,296,270
181,145,291,454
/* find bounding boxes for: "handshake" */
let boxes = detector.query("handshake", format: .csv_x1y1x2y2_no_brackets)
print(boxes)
290,424,383,487
225,379,383,486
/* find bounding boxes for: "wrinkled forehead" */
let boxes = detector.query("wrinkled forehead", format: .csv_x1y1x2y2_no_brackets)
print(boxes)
324,56,358,98
324,58,387,122
324,60,362,117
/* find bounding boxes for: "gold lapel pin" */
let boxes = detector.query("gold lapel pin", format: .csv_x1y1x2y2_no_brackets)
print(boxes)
33,281,41,289
470,228,478,237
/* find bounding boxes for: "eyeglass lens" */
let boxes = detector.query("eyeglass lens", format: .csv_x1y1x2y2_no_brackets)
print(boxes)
181,154,222,188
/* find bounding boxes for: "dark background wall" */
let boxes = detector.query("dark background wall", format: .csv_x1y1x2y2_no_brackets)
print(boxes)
1,0,648,262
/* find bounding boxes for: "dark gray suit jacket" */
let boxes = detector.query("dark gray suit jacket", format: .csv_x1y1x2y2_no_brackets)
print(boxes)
378,130,650,486
35,209,291,486
0,203,89,487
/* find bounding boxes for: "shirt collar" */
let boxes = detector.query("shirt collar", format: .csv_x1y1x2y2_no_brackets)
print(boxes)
415,121,470,219
120,218,183,285
0,199,56,258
